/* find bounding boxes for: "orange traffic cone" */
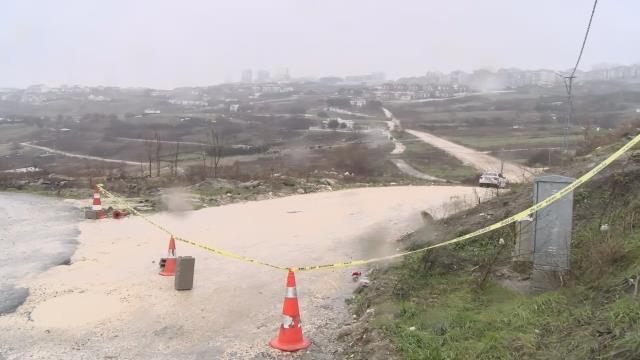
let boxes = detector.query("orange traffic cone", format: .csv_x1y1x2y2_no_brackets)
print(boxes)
270,270,311,352
92,186,106,219
159,236,177,276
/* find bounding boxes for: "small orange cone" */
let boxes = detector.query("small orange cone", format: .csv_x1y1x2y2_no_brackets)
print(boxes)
92,186,106,219
159,236,177,276
270,270,311,352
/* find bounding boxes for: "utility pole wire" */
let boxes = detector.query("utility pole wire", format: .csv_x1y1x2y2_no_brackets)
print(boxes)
570,0,599,80
560,0,599,153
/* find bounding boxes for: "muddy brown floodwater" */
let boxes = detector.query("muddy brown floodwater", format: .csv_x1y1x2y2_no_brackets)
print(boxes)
0,185,488,360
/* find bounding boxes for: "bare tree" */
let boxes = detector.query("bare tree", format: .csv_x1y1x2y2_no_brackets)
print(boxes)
173,141,180,176
154,131,162,177
207,125,223,178
144,135,154,177
200,144,207,179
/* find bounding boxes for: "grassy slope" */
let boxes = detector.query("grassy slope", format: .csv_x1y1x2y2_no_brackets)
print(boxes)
444,133,584,150
394,131,478,183
347,147,640,359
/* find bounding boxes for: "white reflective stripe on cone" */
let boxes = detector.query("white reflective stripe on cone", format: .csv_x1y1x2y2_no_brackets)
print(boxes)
285,286,297,298
92,205,102,210
282,315,298,328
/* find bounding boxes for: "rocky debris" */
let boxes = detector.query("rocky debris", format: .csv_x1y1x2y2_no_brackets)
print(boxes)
317,185,333,192
238,180,261,189
48,173,75,182
339,306,398,360
131,198,155,212
0,175,80,192
280,177,297,187
479,212,495,219
193,178,238,189
337,323,359,340
320,178,338,186
338,310,375,340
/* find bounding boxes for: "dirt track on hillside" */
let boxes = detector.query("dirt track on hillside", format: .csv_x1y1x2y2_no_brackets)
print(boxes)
405,129,536,182
20,142,143,166
383,107,536,183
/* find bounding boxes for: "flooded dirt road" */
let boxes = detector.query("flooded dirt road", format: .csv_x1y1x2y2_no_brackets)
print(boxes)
0,186,485,359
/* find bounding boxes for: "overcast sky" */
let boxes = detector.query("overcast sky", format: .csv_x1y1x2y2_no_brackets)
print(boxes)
1,0,638,89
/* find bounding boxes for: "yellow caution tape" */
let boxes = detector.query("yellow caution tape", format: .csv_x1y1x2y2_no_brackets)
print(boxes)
99,133,640,272
292,134,640,271
96,185,287,271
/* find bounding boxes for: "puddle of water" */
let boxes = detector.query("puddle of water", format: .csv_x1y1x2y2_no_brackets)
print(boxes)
0,192,79,314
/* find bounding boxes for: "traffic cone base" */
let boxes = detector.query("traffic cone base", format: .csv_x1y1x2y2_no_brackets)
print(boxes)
269,332,310,352
159,257,176,276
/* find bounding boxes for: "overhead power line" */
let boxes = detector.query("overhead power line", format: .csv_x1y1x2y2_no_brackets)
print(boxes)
569,0,599,80
560,0,599,153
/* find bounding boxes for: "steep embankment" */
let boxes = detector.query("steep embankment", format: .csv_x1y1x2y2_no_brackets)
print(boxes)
342,142,640,359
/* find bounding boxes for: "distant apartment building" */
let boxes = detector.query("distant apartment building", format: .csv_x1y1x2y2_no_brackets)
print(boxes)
449,70,470,84
424,71,448,85
256,70,270,83
241,69,253,83
349,98,367,107
150,90,171,97
273,67,291,82
581,64,640,82
168,99,208,106
376,82,467,100
87,94,111,102
345,72,386,85
252,84,294,94
533,70,557,87
25,84,50,93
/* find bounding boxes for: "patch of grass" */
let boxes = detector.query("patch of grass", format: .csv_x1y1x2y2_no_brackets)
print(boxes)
444,134,584,150
371,270,640,359
400,134,478,182
0,123,40,143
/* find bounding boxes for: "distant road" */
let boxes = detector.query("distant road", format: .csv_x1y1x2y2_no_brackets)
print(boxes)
389,159,446,182
385,90,515,104
390,138,406,155
116,137,207,147
20,143,143,166
382,108,536,183
250,95,300,104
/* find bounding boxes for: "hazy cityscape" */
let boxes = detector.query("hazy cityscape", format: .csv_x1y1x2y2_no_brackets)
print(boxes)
2,1,640,359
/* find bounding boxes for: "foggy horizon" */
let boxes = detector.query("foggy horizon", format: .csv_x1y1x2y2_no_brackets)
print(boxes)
2,0,639,89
